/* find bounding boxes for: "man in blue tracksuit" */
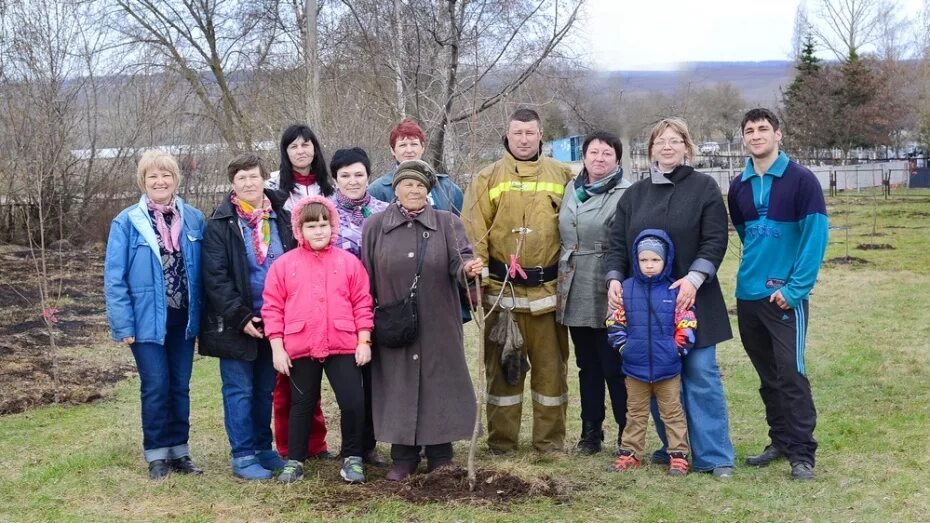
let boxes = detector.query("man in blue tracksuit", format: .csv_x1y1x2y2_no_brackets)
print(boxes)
727,108,829,481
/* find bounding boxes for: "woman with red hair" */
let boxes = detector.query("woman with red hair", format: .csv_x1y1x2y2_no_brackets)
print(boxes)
368,118,463,215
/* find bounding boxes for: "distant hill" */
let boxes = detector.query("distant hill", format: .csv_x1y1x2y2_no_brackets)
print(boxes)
597,60,795,106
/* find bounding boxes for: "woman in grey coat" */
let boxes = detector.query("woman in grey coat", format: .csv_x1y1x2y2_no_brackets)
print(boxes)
361,160,483,481
557,131,631,455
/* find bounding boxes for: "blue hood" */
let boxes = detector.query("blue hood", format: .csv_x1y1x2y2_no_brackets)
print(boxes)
630,228,675,283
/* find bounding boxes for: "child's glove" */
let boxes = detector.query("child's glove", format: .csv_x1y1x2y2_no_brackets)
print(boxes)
674,310,697,357
605,308,628,354
674,328,694,357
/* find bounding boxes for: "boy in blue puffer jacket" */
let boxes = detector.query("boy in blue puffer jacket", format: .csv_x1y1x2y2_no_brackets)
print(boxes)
605,230,696,476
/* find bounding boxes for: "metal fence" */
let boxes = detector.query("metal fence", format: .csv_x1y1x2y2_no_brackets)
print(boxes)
627,160,913,195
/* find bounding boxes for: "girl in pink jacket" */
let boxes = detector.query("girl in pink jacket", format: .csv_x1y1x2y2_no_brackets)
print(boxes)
262,195,373,484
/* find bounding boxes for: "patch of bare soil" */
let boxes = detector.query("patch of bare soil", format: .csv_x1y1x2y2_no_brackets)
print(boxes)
325,466,572,507
855,243,895,250
0,245,135,415
825,256,871,266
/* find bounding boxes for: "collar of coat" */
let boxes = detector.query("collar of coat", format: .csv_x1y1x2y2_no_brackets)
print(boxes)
381,203,439,233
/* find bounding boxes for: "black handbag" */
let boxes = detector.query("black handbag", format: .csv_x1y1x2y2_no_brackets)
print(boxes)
373,231,429,348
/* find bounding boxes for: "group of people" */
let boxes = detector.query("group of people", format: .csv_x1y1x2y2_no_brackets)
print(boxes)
104,106,828,486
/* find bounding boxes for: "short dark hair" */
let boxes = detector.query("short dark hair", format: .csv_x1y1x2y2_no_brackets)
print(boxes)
278,124,334,196
741,108,780,133
582,131,623,160
330,147,372,178
226,153,268,183
509,108,541,124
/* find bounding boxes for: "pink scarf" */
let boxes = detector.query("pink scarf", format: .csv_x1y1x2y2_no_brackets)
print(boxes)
146,197,182,253
230,192,273,264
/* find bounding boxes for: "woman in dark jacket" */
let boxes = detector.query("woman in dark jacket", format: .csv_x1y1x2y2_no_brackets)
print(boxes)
200,153,294,480
605,117,735,480
361,160,483,481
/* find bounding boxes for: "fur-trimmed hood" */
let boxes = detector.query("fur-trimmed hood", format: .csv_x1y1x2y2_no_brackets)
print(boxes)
290,195,341,249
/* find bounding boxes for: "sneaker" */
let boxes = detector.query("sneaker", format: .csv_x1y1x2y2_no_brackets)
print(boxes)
231,455,273,481
668,452,689,476
169,456,203,475
745,445,785,467
712,466,734,481
790,461,815,481
609,450,641,472
255,450,287,473
340,456,366,483
277,460,304,483
148,459,170,480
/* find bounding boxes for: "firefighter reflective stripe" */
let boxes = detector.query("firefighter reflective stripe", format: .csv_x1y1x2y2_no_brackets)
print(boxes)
487,393,523,407
485,294,557,313
531,391,568,407
488,181,565,202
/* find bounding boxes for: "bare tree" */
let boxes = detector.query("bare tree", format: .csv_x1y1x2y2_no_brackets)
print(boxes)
791,1,812,60
812,0,895,61
110,0,289,149
335,0,585,171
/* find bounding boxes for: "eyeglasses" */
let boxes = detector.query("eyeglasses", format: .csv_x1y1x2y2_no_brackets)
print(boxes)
653,138,685,147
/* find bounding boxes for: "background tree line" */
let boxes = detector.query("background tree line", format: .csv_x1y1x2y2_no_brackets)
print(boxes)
1,0,929,247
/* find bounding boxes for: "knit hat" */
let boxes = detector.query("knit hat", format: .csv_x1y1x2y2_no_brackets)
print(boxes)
330,147,371,177
637,236,667,261
392,159,436,192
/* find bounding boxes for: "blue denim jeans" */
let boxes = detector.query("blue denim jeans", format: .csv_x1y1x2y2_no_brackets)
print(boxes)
219,341,276,458
651,344,735,471
130,314,195,463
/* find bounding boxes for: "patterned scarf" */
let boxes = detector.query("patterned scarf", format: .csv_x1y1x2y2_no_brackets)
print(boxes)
396,200,426,220
335,190,373,226
231,192,272,264
574,166,623,203
146,197,182,253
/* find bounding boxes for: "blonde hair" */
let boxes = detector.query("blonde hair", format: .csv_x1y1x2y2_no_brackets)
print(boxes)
647,118,697,163
136,149,181,192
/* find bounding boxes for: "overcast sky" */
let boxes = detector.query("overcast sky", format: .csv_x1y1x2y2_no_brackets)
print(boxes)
580,0,926,70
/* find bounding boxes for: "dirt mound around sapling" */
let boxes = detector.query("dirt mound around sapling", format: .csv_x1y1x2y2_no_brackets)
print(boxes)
327,465,571,507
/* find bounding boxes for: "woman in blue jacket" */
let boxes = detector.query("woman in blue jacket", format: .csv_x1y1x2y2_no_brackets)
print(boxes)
104,150,205,480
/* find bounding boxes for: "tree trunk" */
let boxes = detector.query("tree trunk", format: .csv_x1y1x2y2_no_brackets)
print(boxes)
304,0,322,129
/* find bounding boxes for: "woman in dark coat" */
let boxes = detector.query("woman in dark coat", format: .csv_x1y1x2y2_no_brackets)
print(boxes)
200,153,292,480
605,117,736,480
361,160,482,481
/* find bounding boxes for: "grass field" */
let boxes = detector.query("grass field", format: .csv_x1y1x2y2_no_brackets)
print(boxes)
1,188,928,522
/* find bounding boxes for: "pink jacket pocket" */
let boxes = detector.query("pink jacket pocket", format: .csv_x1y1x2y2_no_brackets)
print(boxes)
331,318,357,351
284,321,306,334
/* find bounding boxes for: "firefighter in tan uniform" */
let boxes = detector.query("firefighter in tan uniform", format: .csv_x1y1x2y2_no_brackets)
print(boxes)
462,108,573,453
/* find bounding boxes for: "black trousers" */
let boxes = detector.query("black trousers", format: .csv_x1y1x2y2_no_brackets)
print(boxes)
361,364,376,452
737,298,817,466
569,326,627,434
288,355,364,461
391,442,453,465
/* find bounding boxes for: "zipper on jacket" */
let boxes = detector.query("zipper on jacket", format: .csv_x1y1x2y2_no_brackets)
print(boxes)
647,280,654,382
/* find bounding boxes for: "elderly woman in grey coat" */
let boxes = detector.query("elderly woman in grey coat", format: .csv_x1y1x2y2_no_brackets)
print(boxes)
557,131,631,455
361,160,483,481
